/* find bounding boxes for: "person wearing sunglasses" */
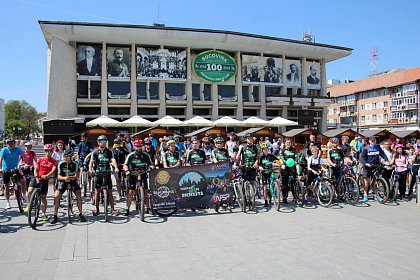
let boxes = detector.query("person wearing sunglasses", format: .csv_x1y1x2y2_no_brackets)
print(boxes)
185,138,206,166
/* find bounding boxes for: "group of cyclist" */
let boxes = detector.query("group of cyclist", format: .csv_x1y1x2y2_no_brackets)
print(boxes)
1,131,419,224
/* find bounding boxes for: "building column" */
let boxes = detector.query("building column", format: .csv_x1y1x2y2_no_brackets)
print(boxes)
281,105,288,134
159,80,165,117
235,51,243,120
186,47,193,119
320,59,327,97
260,84,266,119
130,43,137,117
320,107,328,132
301,57,308,96
281,56,287,95
101,42,107,115
211,84,218,120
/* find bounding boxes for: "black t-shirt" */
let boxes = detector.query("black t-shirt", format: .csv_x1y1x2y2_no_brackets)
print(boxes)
125,151,153,174
328,148,344,164
211,148,230,162
259,153,278,173
186,149,206,165
91,148,114,172
164,151,181,167
112,147,129,165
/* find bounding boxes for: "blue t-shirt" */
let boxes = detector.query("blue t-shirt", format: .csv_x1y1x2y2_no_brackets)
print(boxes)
0,146,24,171
151,138,158,150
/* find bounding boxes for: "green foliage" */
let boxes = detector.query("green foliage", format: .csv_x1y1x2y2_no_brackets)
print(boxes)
4,100,45,138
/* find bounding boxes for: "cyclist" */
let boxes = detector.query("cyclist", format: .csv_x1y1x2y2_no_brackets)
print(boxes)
202,137,213,163
327,137,345,183
389,144,408,199
89,135,119,216
123,139,154,216
234,133,259,190
407,146,419,196
50,149,86,224
26,144,56,221
258,142,279,207
279,138,297,203
359,136,389,202
185,137,206,166
143,138,158,166
212,137,230,163
306,146,326,204
163,140,181,168
78,132,93,184
19,142,37,199
0,138,28,210
225,133,237,159
112,137,129,200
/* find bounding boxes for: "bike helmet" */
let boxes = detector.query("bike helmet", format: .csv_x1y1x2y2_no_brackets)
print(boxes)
260,142,269,149
43,144,53,151
330,137,339,143
167,135,174,140
167,140,176,146
64,149,74,157
245,133,252,138
133,139,143,147
113,137,121,144
24,142,32,147
395,144,404,149
214,137,225,143
202,137,210,143
6,138,15,143
143,138,151,145
97,135,108,142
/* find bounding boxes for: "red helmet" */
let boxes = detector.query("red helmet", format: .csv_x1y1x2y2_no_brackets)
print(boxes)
133,139,143,147
43,144,53,151
202,137,210,143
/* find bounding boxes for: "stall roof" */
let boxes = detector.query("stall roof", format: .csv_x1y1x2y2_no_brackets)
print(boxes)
184,127,228,137
282,128,324,138
391,130,420,138
131,126,181,138
359,129,396,138
236,127,281,138
323,128,361,138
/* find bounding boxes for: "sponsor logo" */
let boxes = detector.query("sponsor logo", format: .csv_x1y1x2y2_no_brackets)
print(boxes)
213,194,231,202
210,163,230,171
156,186,174,198
156,170,170,185
181,191,204,198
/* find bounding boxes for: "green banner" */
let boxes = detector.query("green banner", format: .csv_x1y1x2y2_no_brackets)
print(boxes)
193,50,237,83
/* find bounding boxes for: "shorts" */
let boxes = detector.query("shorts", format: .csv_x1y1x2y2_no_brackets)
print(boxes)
93,174,113,190
128,174,148,190
114,166,124,180
240,167,256,182
57,180,81,193
31,179,49,195
2,170,23,184
261,173,271,185
329,167,341,180
362,167,374,178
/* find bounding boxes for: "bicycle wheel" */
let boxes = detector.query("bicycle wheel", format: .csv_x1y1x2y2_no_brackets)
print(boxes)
316,179,333,207
243,181,254,212
254,176,262,199
294,179,304,207
67,189,74,224
28,189,40,229
139,187,145,221
103,188,109,222
357,175,365,197
375,178,389,204
14,183,23,213
235,182,245,212
241,183,248,213
153,208,178,217
82,172,88,197
272,181,282,211
343,176,359,206
392,180,399,201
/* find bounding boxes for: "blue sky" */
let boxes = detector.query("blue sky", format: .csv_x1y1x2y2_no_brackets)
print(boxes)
1,0,419,112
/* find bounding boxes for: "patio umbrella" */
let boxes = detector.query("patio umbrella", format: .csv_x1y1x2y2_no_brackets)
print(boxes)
182,116,215,127
119,115,153,133
86,115,120,128
214,116,243,127
153,116,184,127
266,117,298,127
241,116,269,127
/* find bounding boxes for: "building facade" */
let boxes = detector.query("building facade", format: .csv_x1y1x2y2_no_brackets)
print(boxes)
328,68,420,131
39,21,351,137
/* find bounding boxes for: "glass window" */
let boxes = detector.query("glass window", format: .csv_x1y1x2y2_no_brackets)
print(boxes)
265,86,281,98
252,86,259,101
193,108,210,115
267,110,281,117
107,81,130,98
150,82,159,100
138,108,158,115
108,107,130,115
203,84,211,101
77,80,88,98
192,84,200,101
166,108,185,116
218,85,235,99
242,86,249,102
218,109,235,116
90,81,101,98
137,82,147,99
243,109,258,116
165,83,185,97
77,107,101,115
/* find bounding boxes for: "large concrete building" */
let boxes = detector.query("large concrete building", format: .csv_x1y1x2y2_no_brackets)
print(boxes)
328,67,420,132
39,21,351,139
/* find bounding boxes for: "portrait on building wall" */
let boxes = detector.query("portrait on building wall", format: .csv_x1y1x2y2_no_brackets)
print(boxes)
242,55,282,84
107,46,130,78
306,62,321,89
285,59,301,87
137,47,187,80
76,45,102,76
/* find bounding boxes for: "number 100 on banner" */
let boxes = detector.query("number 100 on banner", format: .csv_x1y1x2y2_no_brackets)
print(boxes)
193,50,237,84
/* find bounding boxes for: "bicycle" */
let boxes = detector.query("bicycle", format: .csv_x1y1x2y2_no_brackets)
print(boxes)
64,182,76,224
332,165,359,206
240,166,256,212
231,168,245,211
265,169,282,211
304,167,334,207
254,171,263,199
28,177,54,229
92,171,113,222
3,169,24,212
80,164,89,197
363,165,390,204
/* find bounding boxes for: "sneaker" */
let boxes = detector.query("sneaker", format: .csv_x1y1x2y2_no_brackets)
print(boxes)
41,215,49,222
50,215,58,224
304,199,308,206
92,209,99,216
79,214,86,222
24,205,29,213
6,201,11,209
124,209,130,216
264,200,269,208
377,196,384,202
111,209,118,216
362,195,368,202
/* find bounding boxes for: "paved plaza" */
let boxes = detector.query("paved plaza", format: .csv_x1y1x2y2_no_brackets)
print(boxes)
0,190,419,280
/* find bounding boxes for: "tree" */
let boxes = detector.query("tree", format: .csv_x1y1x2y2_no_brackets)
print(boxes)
4,100,45,139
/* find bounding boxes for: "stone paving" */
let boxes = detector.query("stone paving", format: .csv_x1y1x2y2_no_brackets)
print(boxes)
0,188,419,280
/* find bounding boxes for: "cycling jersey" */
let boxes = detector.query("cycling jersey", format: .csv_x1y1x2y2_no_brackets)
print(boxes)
112,147,129,166
279,147,297,163
36,157,56,177
237,144,259,167
91,148,114,172
58,160,79,177
259,153,278,174
20,150,36,166
359,144,388,166
0,146,24,171
164,150,180,167
211,148,230,162
328,148,344,164
78,141,93,158
308,156,323,173
125,151,153,174
185,149,206,165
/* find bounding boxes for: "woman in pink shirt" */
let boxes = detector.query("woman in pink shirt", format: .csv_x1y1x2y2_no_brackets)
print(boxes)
390,144,408,199
19,142,37,195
